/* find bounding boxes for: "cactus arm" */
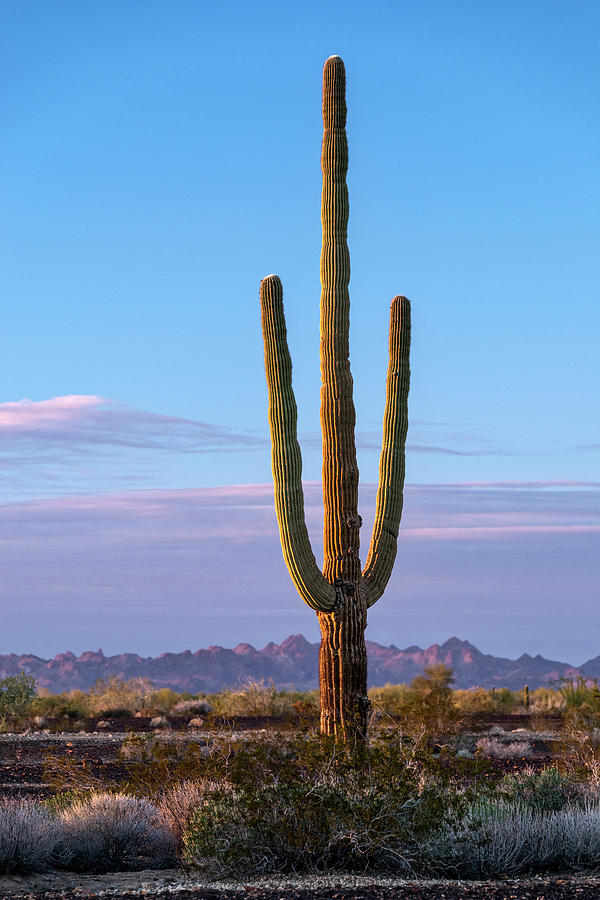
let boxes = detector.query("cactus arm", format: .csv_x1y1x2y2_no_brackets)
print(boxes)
362,295,411,607
260,274,336,613
320,55,361,590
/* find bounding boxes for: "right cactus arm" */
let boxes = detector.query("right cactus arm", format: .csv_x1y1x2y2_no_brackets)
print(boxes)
260,274,336,613
362,295,411,607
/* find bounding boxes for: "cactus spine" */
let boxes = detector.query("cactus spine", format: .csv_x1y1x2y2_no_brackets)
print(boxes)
260,56,411,739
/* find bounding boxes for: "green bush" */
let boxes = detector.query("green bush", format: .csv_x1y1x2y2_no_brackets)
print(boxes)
453,687,516,715
184,779,425,875
146,688,182,715
0,672,36,724
498,767,584,814
208,679,314,718
529,686,565,713
87,676,153,717
369,666,461,743
401,665,461,742
180,728,461,876
31,690,89,721
368,682,412,715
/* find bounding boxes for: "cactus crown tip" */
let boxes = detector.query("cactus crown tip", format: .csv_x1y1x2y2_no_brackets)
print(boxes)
324,54,344,67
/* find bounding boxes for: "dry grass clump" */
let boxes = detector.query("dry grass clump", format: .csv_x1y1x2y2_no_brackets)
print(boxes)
172,698,214,716
59,792,176,872
158,779,225,852
476,737,533,759
0,798,62,874
430,801,600,877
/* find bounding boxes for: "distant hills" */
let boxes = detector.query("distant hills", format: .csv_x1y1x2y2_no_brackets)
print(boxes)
1,635,598,693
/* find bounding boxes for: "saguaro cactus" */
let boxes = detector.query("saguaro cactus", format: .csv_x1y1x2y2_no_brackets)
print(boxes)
260,56,411,740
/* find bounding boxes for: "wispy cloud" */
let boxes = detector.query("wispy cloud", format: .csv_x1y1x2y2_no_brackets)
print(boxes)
0,395,264,453
356,422,551,457
0,395,267,500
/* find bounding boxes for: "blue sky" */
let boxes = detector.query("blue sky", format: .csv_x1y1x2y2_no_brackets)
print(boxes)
1,1,599,661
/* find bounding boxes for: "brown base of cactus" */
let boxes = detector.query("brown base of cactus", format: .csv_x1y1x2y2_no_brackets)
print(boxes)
317,595,369,741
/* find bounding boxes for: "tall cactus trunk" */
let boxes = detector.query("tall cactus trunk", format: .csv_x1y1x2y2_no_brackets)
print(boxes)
317,56,368,740
260,56,411,742
318,603,369,739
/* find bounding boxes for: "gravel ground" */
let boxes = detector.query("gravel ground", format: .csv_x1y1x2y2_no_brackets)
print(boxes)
2,869,600,899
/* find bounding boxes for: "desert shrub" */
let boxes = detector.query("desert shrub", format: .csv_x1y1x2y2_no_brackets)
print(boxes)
559,678,600,717
400,665,462,742
556,714,600,789
172,698,214,716
0,672,37,724
453,687,516,715
476,737,533,759
158,779,222,851
183,776,447,876
0,798,62,874
174,724,466,875
491,687,517,713
430,800,600,877
145,688,181,715
499,767,584,814
209,679,299,718
117,734,214,797
370,668,461,742
43,750,113,797
453,687,494,715
119,723,458,803
87,677,154,717
149,715,171,729
529,686,565,713
368,683,412,715
31,690,89,721
59,792,176,872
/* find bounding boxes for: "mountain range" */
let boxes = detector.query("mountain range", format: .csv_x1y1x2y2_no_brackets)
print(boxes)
1,635,598,694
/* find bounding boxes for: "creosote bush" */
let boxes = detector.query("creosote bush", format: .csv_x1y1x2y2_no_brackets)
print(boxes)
183,780,423,875
0,673,37,725
87,676,154,718
173,728,466,876
498,767,585,814
209,679,313,719
31,690,89,722
370,665,461,744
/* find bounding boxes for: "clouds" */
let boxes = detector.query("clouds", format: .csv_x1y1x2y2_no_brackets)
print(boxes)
2,396,596,504
1,480,598,662
0,395,263,452
0,395,267,499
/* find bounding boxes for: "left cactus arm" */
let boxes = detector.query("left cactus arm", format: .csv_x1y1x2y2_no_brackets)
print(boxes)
261,274,336,613
362,295,411,607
